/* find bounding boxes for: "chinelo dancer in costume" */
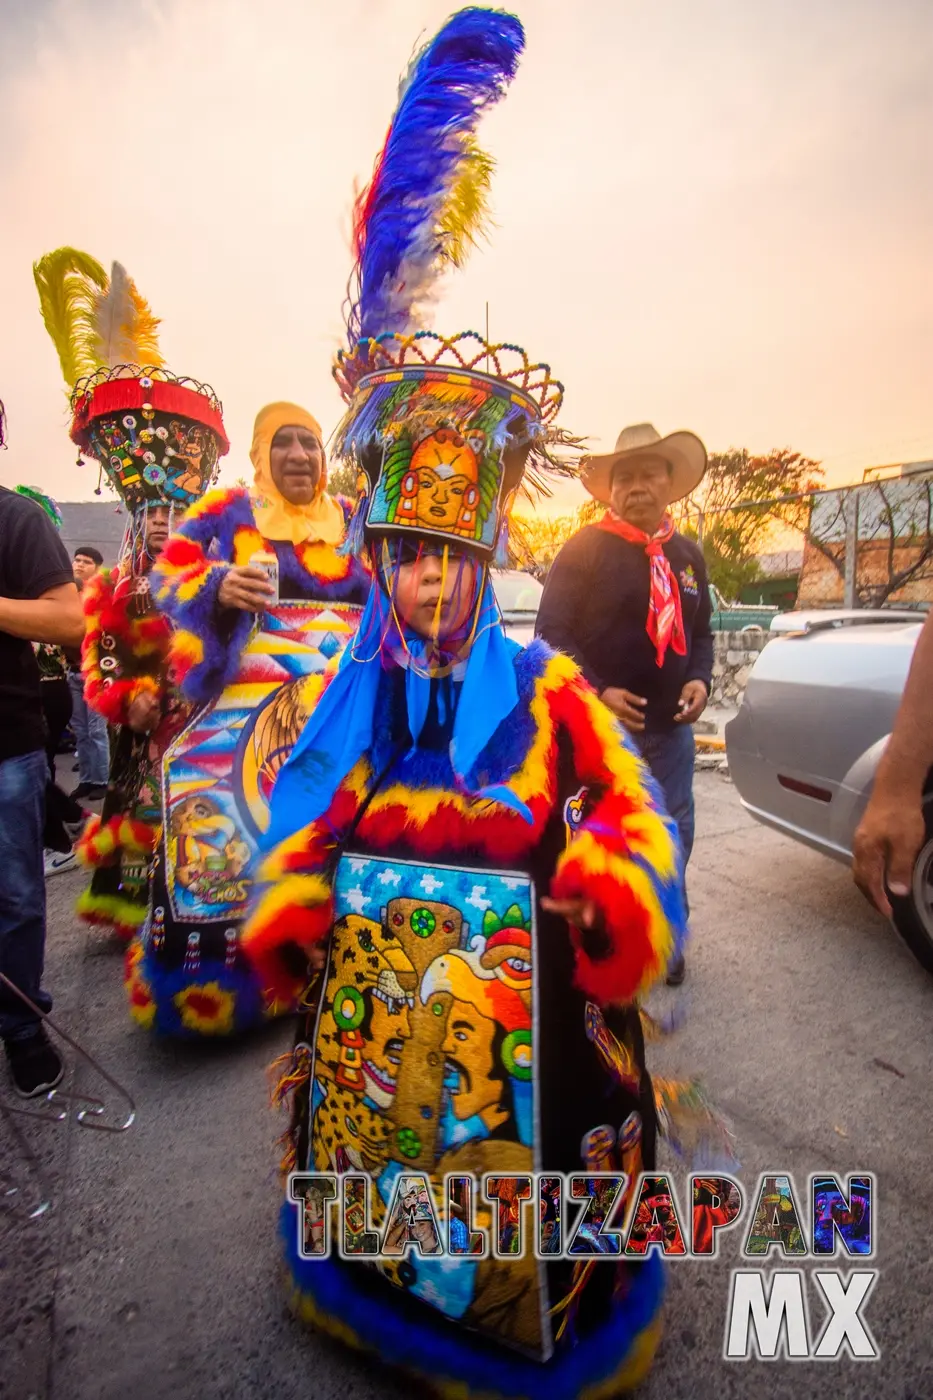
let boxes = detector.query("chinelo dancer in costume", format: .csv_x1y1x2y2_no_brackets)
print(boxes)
153,401,369,706
240,10,697,1397
138,407,368,1037
33,247,229,942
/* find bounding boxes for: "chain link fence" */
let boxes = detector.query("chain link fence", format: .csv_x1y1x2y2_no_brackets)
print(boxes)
674,464,933,611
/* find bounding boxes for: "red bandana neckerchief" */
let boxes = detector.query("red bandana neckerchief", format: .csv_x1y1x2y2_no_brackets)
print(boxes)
596,511,687,667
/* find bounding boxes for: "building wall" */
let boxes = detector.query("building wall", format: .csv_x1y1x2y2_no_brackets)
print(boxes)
798,539,933,607
709,631,771,708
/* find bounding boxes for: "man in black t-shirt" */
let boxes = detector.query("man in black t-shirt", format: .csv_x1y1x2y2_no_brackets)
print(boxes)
536,424,712,985
0,484,84,1095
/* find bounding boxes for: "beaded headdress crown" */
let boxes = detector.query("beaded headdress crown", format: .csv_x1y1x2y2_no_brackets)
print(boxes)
34,248,229,515
333,7,575,564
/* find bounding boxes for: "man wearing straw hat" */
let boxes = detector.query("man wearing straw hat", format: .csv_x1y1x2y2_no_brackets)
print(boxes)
536,423,713,985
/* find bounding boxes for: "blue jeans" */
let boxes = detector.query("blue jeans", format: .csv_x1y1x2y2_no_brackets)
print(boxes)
0,749,53,1041
633,725,696,919
68,671,110,786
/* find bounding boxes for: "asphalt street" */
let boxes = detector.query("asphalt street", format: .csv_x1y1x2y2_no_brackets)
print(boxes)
2,770,932,1400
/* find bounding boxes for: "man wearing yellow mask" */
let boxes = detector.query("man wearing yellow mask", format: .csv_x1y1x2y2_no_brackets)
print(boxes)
154,402,369,701
132,404,368,1037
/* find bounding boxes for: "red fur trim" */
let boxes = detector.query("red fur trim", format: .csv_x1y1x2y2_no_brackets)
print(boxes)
549,674,615,787
245,900,334,1006
157,534,206,570
580,789,641,854
551,867,657,1006
81,566,171,725
356,793,549,862
71,379,229,455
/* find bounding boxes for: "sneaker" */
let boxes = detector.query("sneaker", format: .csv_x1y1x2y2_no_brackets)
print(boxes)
44,848,78,878
4,1027,64,1098
665,954,686,987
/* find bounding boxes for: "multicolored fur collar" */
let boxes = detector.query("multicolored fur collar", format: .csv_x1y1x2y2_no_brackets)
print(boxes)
245,640,685,1013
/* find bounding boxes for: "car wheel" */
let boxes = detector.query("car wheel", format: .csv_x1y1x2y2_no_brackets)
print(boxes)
890,781,933,975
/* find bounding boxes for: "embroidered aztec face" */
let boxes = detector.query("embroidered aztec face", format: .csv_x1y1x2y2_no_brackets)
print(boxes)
86,407,220,512
348,367,538,557
421,945,531,1131
314,914,419,1171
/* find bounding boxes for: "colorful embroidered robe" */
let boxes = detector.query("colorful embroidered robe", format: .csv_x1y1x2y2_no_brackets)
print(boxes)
243,639,687,1400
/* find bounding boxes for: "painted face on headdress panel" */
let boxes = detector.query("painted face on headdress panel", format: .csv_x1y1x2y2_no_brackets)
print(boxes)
363,370,533,555
86,408,220,513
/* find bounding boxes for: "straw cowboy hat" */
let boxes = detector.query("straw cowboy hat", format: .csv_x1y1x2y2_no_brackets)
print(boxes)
580,423,708,505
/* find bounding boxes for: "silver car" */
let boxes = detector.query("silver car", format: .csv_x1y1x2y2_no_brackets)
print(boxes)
492,569,544,644
726,614,933,973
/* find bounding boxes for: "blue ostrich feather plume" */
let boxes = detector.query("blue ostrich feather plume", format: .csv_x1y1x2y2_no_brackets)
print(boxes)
346,7,525,347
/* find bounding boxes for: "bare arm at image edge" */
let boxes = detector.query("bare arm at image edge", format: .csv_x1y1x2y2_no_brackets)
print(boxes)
0,583,85,649
853,610,933,915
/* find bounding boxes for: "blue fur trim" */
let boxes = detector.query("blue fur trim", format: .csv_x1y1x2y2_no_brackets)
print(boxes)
280,1200,664,1399
135,942,270,1037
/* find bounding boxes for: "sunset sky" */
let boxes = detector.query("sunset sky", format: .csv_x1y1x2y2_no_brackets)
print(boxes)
1,0,930,515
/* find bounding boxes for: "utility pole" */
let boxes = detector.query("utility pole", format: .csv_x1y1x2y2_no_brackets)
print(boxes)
843,489,860,609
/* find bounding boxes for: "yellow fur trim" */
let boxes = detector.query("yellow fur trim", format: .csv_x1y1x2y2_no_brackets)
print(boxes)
580,1315,663,1399
171,629,205,670
232,525,265,566
174,982,236,1035
173,563,223,605
179,486,239,524
257,821,329,880
299,541,351,582
244,872,332,942
77,886,146,930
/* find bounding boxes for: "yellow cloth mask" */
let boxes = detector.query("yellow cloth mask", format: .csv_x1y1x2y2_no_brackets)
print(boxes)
250,401,345,547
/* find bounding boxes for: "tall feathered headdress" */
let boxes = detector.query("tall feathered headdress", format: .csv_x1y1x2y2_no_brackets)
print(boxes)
33,247,163,391
345,7,523,348
332,8,576,566
33,247,228,518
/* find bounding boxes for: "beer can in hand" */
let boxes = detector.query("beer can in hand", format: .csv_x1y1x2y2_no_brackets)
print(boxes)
249,549,279,606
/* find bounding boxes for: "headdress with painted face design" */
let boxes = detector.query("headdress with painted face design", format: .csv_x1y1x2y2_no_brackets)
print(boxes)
267,6,575,847
332,7,575,575
34,248,229,564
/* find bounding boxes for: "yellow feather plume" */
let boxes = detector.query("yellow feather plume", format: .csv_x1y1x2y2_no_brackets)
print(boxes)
91,261,164,371
437,134,495,268
33,247,108,389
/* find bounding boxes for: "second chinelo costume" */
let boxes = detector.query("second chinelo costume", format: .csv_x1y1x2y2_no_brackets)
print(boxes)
132,404,369,1036
33,248,230,945
239,9,700,1398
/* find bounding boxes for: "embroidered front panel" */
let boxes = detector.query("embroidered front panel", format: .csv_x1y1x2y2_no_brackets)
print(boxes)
162,601,361,923
360,369,522,553
307,852,551,1361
